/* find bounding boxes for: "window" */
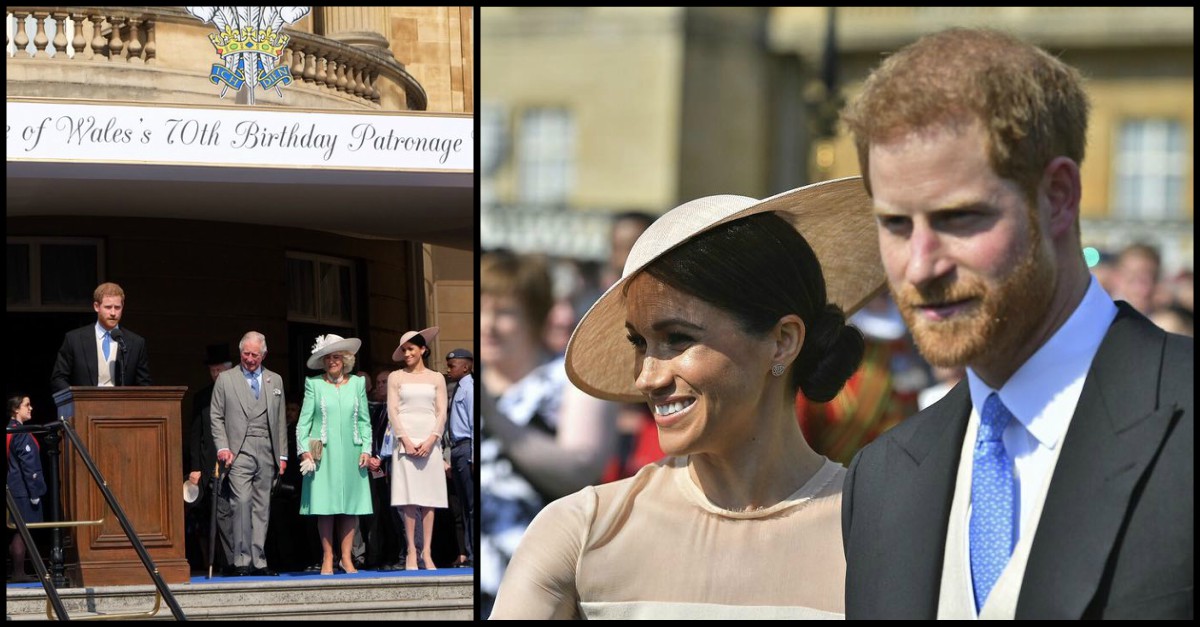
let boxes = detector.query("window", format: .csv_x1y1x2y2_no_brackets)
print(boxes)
1112,119,1188,220
518,107,575,205
482,101,507,177
482,101,507,209
286,252,355,326
7,238,103,311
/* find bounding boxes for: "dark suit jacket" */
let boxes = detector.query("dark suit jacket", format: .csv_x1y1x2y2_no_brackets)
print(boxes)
843,303,1193,619
368,401,392,473
187,383,219,497
50,324,152,391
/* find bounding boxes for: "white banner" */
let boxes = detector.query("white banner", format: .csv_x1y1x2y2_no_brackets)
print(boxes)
6,100,473,172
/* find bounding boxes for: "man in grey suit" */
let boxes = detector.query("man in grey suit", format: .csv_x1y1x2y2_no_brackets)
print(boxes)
211,331,287,576
839,28,1192,619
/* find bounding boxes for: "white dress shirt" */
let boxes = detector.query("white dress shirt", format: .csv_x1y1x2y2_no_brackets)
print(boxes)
95,322,118,386
946,277,1118,618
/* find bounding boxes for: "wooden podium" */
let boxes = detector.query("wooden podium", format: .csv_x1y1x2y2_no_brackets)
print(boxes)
55,386,190,586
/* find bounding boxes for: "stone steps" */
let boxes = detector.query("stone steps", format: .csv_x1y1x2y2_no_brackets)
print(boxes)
5,572,474,620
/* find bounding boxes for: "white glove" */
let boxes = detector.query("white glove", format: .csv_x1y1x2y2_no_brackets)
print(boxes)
299,458,317,476
31,498,40,505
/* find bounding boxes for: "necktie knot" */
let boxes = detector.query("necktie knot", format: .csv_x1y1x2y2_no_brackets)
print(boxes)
979,393,1012,442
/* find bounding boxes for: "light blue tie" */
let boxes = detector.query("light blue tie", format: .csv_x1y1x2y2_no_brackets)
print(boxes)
102,331,111,361
970,393,1016,612
249,371,260,400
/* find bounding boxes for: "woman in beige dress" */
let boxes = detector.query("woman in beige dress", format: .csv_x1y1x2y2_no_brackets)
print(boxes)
489,178,885,619
387,326,448,570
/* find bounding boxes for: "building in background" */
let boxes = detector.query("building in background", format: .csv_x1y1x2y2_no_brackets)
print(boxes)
482,7,1192,277
482,7,799,262
7,7,474,434
771,6,1193,276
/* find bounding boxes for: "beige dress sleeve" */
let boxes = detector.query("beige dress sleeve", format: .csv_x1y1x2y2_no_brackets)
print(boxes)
489,488,595,619
490,457,847,620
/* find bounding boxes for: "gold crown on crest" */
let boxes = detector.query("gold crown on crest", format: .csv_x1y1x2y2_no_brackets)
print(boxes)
209,26,290,58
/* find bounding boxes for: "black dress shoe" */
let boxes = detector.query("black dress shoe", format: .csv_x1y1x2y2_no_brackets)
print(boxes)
252,567,279,576
230,566,252,577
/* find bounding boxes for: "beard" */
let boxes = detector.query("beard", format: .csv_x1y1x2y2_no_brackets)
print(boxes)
893,238,1056,370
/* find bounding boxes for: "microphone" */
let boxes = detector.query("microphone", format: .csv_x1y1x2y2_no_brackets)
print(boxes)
109,328,127,385
109,327,126,349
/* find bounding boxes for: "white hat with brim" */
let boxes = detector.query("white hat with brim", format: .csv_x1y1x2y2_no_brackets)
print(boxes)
183,480,200,504
306,334,362,370
392,327,440,362
565,176,886,404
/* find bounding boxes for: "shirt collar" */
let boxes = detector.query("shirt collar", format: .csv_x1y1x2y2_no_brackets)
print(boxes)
967,277,1118,447
454,373,473,398
240,365,260,378
95,322,119,338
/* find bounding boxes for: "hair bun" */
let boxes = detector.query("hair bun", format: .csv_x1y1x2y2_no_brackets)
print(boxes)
795,306,865,403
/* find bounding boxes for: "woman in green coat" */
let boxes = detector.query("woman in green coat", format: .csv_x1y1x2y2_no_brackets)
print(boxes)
297,334,373,575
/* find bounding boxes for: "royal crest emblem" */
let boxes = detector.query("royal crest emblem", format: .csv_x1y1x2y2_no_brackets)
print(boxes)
185,7,311,105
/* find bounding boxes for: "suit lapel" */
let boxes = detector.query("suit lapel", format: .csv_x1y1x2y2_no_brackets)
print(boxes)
885,381,972,616
233,367,254,416
83,327,99,385
263,369,277,423
1017,306,1180,618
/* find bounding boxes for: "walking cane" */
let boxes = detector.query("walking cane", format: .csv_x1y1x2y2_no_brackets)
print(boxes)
207,460,222,579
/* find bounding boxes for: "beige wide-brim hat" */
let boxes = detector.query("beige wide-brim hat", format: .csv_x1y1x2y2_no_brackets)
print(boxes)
306,333,362,370
565,176,885,403
392,327,440,362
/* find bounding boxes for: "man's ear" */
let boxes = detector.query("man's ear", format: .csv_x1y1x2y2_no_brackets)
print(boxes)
1042,156,1081,240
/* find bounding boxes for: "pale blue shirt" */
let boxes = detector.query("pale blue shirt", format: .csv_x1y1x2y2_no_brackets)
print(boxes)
240,365,261,395
449,373,474,445
959,277,1118,612
94,322,118,355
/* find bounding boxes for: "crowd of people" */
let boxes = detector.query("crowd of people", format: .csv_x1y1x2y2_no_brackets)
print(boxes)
482,27,1192,619
188,325,476,576
7,281,476,582
479,229,1193,616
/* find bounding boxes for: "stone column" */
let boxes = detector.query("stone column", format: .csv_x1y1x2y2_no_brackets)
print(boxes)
319,7,389,52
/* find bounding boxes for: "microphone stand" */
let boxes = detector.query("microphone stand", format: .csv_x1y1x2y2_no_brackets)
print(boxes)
113,337,128,386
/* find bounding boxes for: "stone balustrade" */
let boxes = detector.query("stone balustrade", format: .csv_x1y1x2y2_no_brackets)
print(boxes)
7,7,156,63
7,7,427,111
